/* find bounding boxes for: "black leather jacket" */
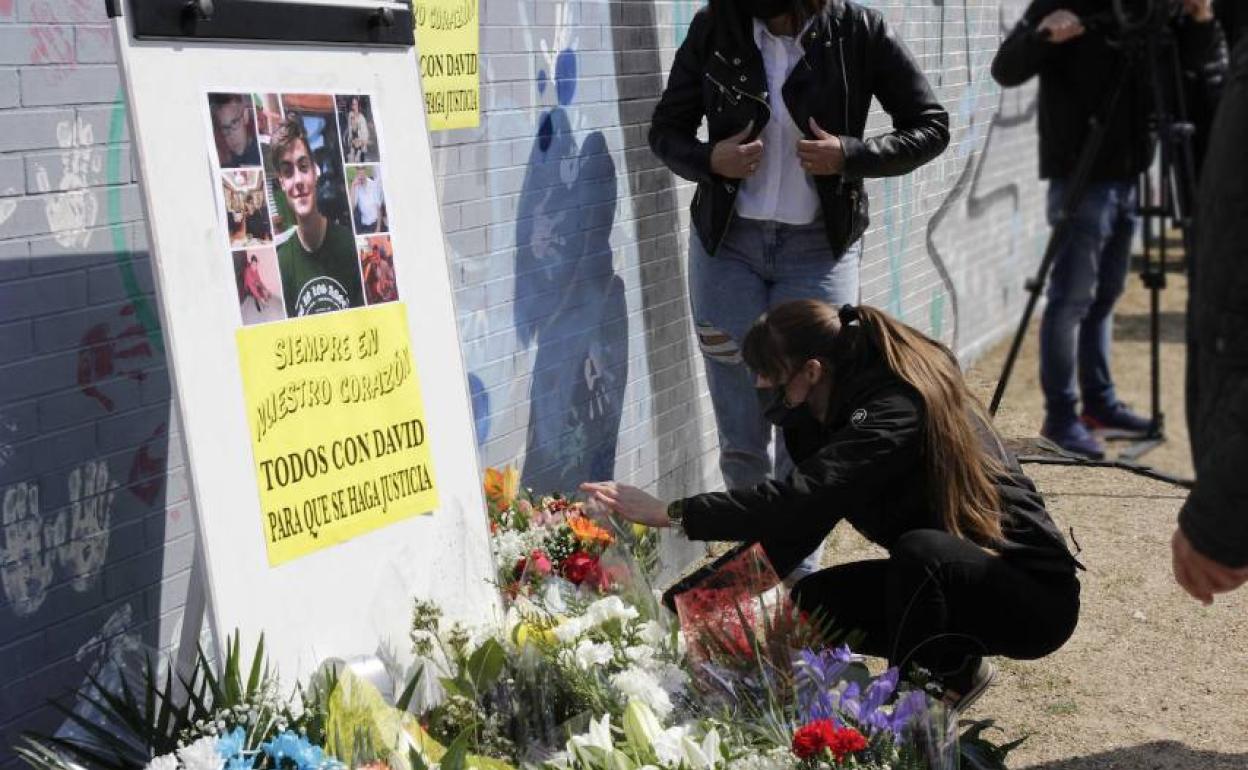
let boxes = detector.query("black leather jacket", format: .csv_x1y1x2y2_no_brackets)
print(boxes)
991,0,1224,181
680,363,1082,580
649,0,950,257
1181,38,1248,569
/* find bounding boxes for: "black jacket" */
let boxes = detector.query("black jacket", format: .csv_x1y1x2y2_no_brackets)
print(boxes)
649,0,949,257
679,364,1082,579
1181,37,1248,569
991,0,1224,181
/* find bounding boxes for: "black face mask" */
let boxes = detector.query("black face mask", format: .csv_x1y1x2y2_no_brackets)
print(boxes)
759,385,819,429
741,0,792,21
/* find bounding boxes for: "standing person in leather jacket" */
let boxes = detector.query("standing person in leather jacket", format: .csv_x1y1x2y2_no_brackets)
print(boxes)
1173,36,1248,605
649,0,949,580
991,0,1223,459
584,301,1082,710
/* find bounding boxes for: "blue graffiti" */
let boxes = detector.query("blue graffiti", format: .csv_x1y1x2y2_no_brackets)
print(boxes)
514,93,629,491
467,372,490,447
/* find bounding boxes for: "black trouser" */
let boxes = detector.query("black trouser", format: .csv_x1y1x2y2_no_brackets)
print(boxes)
792,529,1080,680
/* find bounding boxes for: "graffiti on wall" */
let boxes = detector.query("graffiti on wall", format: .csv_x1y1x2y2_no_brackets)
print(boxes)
514,5,628,492
0,92,173,761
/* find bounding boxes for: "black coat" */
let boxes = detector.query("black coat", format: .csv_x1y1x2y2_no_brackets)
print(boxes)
1181,37,1248,569
679,365,1082,579
648,0,949,257
991,0,1224,182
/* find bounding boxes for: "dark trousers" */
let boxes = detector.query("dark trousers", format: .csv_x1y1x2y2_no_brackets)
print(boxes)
792,529,1080,679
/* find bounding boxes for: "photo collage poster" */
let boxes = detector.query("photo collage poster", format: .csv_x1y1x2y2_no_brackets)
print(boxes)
206,92,399,325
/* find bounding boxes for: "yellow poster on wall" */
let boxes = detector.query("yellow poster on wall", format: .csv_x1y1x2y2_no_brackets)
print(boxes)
414,0,479,130
236,303,438,566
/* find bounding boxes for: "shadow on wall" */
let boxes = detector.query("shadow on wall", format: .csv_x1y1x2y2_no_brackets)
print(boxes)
1019,742,1248,770
0,247,175,767
514,103,628,493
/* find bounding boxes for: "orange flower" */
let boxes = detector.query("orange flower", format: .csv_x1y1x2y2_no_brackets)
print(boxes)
483,466,519,509
568,513,614,547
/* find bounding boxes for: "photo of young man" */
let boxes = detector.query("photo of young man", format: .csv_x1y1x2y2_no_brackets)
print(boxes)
209,92,262,168
269,112,364,316
348,165,387,234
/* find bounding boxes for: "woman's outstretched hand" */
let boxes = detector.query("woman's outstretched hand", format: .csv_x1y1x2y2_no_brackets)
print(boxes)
579,481,671,528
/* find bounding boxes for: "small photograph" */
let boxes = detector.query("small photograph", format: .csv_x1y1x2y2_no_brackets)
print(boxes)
358,234,399,305
268,94,351,235
233,247,286,325
221,169,272,248
208,92,262,168
348,165,387,235
253,93,284,142
336,94,379,164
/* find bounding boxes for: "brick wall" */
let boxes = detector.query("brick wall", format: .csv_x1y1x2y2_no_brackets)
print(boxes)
0,0,1041,760
0,0,191,762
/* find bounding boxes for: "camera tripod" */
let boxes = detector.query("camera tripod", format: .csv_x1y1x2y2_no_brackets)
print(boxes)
988,2,1200,488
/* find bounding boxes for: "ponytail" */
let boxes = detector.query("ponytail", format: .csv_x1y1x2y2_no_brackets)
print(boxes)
851,306,1005,546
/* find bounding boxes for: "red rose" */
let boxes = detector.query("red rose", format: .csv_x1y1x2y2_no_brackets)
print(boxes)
791,719,836,760
562,551,596,585
828,726,868,760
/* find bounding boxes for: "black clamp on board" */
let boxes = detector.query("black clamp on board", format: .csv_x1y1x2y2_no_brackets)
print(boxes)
108,0,415,47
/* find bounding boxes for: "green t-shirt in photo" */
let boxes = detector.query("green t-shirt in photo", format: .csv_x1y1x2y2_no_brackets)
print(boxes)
277,221,364,317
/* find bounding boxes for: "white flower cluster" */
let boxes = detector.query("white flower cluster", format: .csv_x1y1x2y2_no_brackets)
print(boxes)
492,528,545,571
552,596,640,642
144,735,222,770
725,748,793,770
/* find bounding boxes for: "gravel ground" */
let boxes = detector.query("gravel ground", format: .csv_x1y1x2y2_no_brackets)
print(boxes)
825,271,1248,768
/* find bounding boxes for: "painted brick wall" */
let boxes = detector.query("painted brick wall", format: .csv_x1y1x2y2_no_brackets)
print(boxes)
0,0,191,763
0,0,1042,761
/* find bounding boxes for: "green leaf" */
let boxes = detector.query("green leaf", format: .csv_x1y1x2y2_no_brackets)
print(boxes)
440,727,472,770
246,632,267,699
396,664,425,712
440,675,469,700
464,638,506,697
409,747,431,770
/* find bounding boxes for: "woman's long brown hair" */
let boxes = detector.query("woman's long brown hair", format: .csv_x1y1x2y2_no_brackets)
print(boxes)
742,300,1005,546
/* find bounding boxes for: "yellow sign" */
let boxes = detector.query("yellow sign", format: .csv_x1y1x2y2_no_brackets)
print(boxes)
414,0,480,130
236,303,438,566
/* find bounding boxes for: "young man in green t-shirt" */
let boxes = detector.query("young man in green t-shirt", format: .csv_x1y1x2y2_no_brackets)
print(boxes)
270,113,364,316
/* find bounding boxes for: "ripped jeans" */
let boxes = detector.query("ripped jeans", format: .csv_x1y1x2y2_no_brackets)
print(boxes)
689,217,861,577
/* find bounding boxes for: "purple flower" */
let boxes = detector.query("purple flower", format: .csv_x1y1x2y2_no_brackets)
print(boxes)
885,690,930,737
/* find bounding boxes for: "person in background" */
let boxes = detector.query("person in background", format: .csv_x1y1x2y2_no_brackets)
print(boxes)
991,0,1222,458
1172,35,1248,605
649,0,949,580
584,301,1082,712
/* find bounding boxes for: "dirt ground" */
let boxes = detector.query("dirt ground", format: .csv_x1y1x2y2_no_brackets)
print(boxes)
824,271,1248,769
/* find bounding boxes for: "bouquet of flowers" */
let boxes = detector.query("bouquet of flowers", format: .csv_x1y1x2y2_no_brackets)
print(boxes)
20,475,1020,770
484,467,620,597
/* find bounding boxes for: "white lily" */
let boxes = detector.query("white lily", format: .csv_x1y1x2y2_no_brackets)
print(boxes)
622,699,664,760
569,713,615,754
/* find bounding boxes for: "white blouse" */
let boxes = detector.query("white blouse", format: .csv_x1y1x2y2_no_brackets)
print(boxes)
735,17,822,225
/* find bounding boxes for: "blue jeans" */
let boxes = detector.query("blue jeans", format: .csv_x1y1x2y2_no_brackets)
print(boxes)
689,217,861,576
1039,180,1138,426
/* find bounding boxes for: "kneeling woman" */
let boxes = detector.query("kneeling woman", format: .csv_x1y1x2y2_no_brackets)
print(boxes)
582,300,1081,709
